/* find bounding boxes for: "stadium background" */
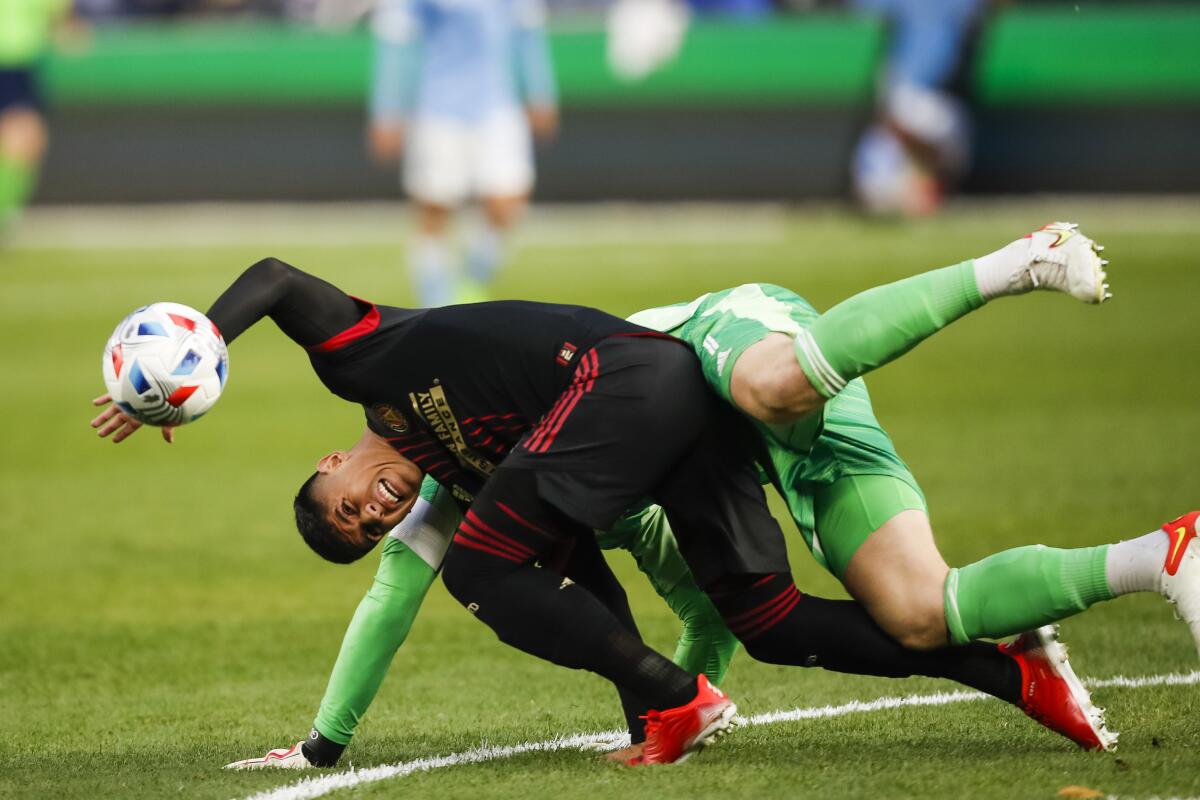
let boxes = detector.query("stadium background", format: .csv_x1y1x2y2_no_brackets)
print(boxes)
3,1,1200,798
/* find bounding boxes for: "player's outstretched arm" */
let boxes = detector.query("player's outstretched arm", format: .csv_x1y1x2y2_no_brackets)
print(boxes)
206,257,362,348
91,258,357,444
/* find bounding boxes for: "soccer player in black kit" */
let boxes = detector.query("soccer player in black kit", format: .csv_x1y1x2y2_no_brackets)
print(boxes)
92,258,1058,765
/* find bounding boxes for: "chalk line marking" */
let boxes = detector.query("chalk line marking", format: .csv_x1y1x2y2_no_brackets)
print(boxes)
234,670,1200,800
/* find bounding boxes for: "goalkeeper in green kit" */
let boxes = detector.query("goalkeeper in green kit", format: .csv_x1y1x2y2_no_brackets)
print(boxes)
226,222,1200,768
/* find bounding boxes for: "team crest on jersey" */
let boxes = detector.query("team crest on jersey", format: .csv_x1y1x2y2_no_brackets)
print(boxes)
370,403,411,434
556,341,578,366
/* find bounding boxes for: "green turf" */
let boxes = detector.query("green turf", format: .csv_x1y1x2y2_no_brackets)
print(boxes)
2,204,1198,799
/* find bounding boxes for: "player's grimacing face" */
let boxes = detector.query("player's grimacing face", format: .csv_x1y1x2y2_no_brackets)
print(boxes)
312,447,423,550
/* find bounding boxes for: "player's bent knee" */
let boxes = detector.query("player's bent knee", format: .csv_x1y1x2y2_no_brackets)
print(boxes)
879,604,949,651
731,334,824,424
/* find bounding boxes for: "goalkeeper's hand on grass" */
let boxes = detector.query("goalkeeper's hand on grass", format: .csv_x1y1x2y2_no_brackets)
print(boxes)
224,729,345,770
223,742,312,770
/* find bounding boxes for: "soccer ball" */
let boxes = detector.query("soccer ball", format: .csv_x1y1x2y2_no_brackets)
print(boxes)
102,302,228,427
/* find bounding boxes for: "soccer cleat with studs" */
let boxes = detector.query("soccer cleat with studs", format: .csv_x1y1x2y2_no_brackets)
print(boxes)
1157,511,1200,656
1021,222,1111,303
636,675,739,765
1000,624,1117,752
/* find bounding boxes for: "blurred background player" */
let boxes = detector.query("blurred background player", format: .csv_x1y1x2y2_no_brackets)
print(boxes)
368,0,559,307
0,0,73,235
849,0,989,216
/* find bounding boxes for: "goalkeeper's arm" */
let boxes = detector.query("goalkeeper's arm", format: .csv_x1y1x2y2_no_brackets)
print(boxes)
227,478,459,770
304,478,460,766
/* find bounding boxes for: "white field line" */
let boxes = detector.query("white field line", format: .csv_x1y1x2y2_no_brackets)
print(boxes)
4,202,790,250
235,670,1200,800
8,195,1200,251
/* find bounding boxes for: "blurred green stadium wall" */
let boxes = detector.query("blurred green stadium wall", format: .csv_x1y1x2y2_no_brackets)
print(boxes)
37,5,1200,202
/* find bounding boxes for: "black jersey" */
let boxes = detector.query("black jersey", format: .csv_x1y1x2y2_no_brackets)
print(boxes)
306,299,655,503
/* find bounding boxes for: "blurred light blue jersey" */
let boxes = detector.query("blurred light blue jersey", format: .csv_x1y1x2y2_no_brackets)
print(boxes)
371,0,557,125
851,0,986,90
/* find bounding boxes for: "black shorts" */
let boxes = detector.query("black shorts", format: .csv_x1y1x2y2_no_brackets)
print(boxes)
0,69,43,114
499,334,789,587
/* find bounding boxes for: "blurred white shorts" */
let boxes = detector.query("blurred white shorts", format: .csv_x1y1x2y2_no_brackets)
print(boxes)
403,108,535,206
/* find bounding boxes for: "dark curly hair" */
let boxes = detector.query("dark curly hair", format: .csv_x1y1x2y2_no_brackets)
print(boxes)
293,472,373,564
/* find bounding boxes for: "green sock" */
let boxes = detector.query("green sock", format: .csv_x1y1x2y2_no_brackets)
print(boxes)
0,156,35,225
794,260,985,398
944,544,1114,645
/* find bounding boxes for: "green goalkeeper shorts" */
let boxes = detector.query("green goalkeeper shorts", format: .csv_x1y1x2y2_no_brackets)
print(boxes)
641,283,927,578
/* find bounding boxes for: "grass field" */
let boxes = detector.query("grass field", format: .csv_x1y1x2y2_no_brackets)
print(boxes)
2,200,1199,800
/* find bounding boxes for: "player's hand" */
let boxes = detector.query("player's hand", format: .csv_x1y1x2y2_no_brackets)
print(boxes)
90,394,175,444
368,122,406,165
526,104,558,142
223,741,312,770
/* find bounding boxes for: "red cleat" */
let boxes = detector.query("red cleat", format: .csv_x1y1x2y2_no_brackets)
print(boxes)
1000,625,1117,751
638,675,738,765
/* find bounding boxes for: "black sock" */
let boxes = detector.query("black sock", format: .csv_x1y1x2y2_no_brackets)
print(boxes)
710,573,1021,703
443,531,696,712
562,539,655,741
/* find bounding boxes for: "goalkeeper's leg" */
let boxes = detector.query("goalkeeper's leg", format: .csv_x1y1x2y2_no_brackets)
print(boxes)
731,224,1108,424
823,476,1195,652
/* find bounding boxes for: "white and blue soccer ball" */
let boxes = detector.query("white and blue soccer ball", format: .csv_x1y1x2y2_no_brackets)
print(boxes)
102,302,228,427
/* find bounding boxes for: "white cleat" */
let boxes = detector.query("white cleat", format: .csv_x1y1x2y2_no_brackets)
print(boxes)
1158,511,1200,657
223,741,313,770
1024,222,1111,304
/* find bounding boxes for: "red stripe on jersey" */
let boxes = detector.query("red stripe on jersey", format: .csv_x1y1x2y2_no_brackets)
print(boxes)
307,300,380,353
390,440,440,456
525,352,591,452
408,451,448,467
524,388,573,453
525,365,585,453
532,349,598,453
460,412,522,424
